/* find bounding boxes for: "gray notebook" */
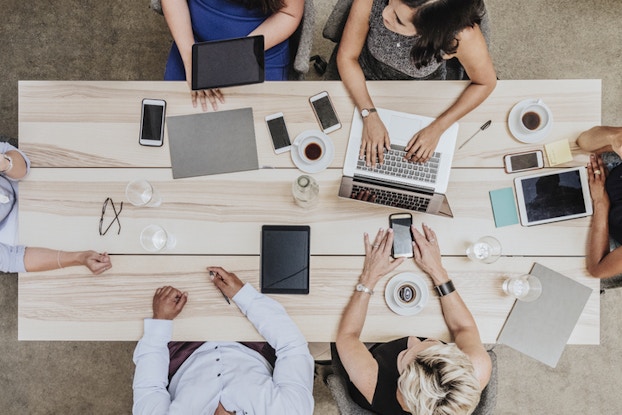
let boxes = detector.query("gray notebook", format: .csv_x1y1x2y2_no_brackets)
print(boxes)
497,263,592,368
167,107,259,179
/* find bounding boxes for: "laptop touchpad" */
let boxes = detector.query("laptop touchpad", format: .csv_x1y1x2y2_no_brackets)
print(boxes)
388,116,423,142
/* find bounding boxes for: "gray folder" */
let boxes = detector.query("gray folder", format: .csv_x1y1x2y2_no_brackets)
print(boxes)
497,263,592,368
167,107,259,179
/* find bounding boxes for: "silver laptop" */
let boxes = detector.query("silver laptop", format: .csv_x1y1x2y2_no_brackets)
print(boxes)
338,108,459,217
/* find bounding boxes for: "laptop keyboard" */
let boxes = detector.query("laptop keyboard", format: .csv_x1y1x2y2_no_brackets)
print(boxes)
356,147,441,184
351,184,431,212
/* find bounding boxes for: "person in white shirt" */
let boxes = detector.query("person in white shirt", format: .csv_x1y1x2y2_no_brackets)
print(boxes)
132,266,315,415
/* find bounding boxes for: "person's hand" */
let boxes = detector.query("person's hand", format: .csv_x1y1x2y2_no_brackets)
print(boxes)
81,251,112,275
360,115,390,166
152,286,188,320
184,72,225,111
587,154,610,209
359,229,404,289
411,224,448,285
207,266,245,299
351,189,376,202
404,123,444,163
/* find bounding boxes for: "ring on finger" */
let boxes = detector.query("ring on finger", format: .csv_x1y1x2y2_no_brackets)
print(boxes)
372,244,379,248
594,170,602,175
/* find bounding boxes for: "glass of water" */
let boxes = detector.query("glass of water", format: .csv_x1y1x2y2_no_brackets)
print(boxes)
502,274,542,302
466,236,502,264
140,224,175,252
125,179,162,207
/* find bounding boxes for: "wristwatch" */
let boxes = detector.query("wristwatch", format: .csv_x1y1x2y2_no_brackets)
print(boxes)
361,108,377,119
356,283,374,295
0,154,13,173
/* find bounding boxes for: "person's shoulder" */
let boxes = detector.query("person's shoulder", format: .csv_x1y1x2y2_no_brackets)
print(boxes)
455,24,482,42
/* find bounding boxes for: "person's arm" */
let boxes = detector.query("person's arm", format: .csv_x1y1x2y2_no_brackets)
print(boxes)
404,25,497,162
336,229,404,402
133,286,188,415
336,0,391,166
248,0,304,50
23,248,111,275
0,142,30,180
208,267,314,415
411,224,491,389
585,154,622,278
161,0,224,111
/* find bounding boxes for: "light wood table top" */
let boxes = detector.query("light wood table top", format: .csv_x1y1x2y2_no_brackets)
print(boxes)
18,80,601,343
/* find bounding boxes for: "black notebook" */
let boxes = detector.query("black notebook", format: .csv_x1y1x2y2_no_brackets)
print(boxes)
261,225,310,294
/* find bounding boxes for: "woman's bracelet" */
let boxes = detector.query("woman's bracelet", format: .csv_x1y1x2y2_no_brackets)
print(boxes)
57,250,64,269
434,280,456,297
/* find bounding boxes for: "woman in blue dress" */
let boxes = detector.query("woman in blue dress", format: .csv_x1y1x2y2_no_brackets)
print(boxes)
162,0,304,111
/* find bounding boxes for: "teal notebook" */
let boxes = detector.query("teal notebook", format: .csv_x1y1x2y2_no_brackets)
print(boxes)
489,187,519,227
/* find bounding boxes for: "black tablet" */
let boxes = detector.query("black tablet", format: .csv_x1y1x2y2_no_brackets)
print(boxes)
191,35,265,91
261,225,310,294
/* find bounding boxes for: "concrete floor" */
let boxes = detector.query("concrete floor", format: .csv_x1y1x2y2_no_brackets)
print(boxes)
1,0,622,413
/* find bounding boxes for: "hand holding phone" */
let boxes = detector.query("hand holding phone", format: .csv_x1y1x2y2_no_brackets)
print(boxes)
389,213,413,258
265,112,291,154
309,91,341,134
139,98,166,147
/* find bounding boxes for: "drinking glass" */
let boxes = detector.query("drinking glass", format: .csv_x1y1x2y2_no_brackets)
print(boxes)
140,224,175,252
292,175,319,208
466,236,501,264
125,179,162,207
502,274,542,302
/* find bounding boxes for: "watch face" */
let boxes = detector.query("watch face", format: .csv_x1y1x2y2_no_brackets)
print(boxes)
356,283,363,291
361,109,369,118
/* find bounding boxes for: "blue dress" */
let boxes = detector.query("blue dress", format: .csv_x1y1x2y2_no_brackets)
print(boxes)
164,0,290,81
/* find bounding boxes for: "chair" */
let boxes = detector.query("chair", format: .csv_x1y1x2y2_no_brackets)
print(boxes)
149,0,314,80
318,343,498,415
321,0,491,80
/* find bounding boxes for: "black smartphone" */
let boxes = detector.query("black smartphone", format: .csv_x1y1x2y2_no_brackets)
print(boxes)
139,98,166,147
265,112,291,154
389,213,413,258
309,91,341,134
261,225,310,294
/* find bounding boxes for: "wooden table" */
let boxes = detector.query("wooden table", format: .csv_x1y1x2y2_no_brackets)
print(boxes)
17,80,601,343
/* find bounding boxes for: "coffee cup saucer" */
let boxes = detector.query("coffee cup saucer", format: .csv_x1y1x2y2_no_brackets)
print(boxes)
508,98,553,144
291,130,335,174
384,272,429,316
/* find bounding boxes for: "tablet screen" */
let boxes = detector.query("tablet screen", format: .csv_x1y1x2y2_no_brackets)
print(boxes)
261,225,310,294
192,36,264,90
515,168,592,225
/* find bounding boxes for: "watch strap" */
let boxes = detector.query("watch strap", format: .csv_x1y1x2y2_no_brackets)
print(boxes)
361,107,377,118
434,280,456,297
356,283,374,295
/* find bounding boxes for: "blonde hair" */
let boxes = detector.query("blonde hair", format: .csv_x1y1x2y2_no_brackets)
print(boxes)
397,343,481,415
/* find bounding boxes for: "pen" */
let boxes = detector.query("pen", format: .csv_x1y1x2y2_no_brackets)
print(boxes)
458,120,492,150
209,270,231,305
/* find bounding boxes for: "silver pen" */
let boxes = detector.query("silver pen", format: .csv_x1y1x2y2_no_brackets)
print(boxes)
209,270,231,304
458,120,492,150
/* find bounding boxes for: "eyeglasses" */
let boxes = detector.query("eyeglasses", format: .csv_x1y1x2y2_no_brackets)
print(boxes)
99,197,123,236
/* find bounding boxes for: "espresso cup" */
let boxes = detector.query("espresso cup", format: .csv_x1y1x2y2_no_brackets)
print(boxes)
519,100,550,134
298,135,325,163
393,282,420,308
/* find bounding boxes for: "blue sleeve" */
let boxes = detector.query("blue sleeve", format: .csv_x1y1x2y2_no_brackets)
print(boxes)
0,243,26,273
0,142,31,178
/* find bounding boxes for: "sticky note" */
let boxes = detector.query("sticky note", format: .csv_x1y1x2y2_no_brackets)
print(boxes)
489,187,519,227
545,139,573,166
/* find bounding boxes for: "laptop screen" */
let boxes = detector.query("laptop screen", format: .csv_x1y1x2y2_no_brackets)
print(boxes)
192,35,265,90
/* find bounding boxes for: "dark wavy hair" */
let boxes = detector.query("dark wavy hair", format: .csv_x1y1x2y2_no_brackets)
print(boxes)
234,0,285,14
405,0,485,69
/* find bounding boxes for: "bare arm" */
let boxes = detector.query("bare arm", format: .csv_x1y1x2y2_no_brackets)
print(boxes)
248,0,304,50
23,248,111,275
1,150,29,180
405,25,497,162
336,229,404,402
336,0,391,166
585,155,622,278
411,224,491,389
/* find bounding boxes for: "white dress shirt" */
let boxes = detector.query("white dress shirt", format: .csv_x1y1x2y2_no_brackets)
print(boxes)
132,283,314,415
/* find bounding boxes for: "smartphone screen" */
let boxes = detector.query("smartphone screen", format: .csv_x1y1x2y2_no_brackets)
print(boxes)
140,99,166,146
390,214,413,258
266,114,291,153
261,225,310,294
510,152,539,171
310,92,341,133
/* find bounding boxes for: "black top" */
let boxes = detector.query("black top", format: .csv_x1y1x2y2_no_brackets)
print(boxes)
347,337,411,415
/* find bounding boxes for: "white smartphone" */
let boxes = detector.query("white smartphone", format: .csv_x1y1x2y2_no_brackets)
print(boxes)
503,150,544,173
389,213,413,258
265,112,292,154
309,91,341,134
139,98,166,147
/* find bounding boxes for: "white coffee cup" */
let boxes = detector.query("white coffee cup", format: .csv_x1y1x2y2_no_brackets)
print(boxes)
392,282,422,310
518,99,550,134
297,135,325,163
